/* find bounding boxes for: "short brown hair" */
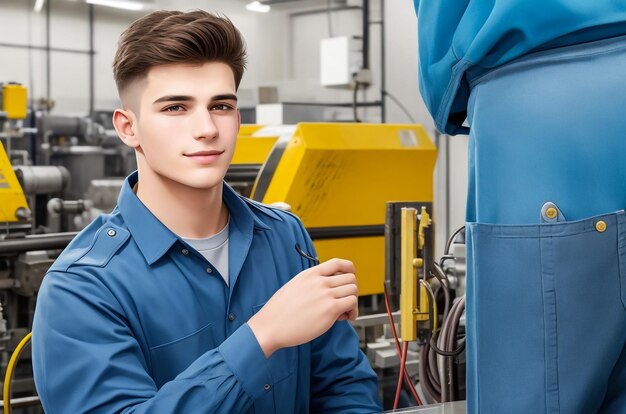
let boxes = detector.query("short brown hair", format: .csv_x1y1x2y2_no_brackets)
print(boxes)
113,10,247,93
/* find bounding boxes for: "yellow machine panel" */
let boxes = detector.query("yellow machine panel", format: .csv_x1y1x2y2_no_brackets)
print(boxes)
233,125,278,165
237,124,265,137
1,84,27,120
253,123,437,296
314,237,385,296
0,141,29,222
232,136,278,165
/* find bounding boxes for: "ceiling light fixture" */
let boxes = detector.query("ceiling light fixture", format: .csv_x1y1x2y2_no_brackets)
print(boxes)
246,1,271,13
33,0,45,13
85,0,145,11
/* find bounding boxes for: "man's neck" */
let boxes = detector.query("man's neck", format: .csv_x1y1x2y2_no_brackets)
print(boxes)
135,169,228,239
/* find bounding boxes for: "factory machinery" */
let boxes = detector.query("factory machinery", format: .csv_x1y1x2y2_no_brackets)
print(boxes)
0,84,467,412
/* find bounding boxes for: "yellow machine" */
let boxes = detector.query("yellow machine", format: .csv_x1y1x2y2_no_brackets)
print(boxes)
229,125,279,196
250,123,437,296
0,142,29,223
0,83,30,223
1,83,27,120
232,125,278,165
400,206,433,341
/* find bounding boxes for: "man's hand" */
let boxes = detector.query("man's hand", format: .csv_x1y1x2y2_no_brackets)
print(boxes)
248,258,359,358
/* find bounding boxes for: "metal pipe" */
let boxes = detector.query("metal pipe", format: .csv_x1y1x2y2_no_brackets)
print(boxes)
281,100,383,108
0,233,77,255
289,5,361,18
45,0,51,112
445,132,450,242
362,0,370,69
13,166,69,195
380,0,386,122
88,5,95,117
0,396,41,409
307,225,384,240
0,42,92,55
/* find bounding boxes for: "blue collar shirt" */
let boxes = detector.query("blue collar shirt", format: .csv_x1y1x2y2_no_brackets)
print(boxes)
32,171,381,414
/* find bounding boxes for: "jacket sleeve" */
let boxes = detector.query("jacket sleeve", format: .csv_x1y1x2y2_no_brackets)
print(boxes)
293,220,382,413
32,270,273,414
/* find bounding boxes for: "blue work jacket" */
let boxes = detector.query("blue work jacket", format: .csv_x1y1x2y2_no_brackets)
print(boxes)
413,0,626,135
32,171,381,414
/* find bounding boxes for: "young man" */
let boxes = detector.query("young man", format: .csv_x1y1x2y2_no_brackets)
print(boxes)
32,10,381,413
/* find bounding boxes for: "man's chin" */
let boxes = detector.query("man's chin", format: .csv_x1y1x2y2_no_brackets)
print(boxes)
180,177,225,191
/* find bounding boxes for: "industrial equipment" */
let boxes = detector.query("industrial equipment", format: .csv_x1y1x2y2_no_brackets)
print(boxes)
0,83,30,226
1,113,453,412
252,123,437,296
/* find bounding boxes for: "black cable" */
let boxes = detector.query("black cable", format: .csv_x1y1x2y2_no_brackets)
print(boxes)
353,82,362,122
295,243,320,266
419,343,439,403
429,323,466,356
430,263,451,322
326,0,334,37
444,225,465,257
445,297,466,401
26,0,35,106
381,89,417,123
439,255,455,268
419,226,468,403
427,340,441,392
423,280,466,358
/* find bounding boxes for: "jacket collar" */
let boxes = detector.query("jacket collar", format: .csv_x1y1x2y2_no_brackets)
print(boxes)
117,171,269,266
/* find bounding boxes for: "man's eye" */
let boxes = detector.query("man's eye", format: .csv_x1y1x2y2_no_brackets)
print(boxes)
212,104,233,111
164,105,184,112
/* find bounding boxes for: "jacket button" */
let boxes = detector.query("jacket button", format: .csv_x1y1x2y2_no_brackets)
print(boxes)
107,229,116,237
228,313,236,321
182,248,189,255
264,384,271,392
206,267,213,274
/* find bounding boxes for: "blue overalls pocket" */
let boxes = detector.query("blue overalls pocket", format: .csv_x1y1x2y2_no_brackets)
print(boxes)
466,210,626,414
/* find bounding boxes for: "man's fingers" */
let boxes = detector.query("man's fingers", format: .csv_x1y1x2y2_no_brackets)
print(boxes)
315,258,355,276
336,308,358,322
326,273,357,289
331,283,358,299
334,295,358,318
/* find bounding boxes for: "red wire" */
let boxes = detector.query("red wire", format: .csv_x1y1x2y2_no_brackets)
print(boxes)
393,341,409,409
384,291,423,407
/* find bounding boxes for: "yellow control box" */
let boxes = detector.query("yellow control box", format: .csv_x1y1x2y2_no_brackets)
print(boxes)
0,141,29,222
2,83,27,120
254,123,437,296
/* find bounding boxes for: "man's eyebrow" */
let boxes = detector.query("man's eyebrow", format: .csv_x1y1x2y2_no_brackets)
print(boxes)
152,94,238,104
153,95,194,104
212,94,238,102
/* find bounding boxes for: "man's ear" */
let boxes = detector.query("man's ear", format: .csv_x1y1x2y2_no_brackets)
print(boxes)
113,108,140,148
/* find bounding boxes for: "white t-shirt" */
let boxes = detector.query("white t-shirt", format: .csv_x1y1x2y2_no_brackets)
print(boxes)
183,220,230,286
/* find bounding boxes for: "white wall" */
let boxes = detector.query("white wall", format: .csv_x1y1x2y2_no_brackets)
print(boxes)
0,0,287,112
384,0,468,255
279,0,467,255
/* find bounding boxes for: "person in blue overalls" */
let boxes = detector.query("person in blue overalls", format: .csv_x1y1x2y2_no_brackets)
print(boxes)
414,1,626,413
31,10,381,414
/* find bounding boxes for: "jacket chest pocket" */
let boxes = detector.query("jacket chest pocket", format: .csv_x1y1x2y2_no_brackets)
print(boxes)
252,303,297,383
149,322,216,388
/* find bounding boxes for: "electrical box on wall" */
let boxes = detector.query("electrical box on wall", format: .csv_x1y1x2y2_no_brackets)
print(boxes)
320,36,363,89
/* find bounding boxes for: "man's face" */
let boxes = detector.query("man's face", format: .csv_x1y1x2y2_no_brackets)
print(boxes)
124,62,240,190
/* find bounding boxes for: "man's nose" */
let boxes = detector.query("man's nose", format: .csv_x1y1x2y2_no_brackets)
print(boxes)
191,110,218,140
